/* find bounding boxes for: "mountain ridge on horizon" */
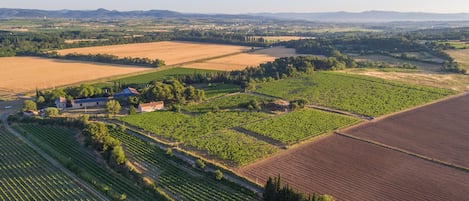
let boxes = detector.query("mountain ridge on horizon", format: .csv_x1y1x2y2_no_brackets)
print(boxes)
1,8,469,22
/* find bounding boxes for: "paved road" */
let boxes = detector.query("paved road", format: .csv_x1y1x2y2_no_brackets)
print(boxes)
0,104,109,201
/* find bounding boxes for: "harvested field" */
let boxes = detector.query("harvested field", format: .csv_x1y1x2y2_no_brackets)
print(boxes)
187,46,308,71
0,57,148,94
239,134,469,201
344,69,469,92
57,41,251,65
344,93,469,168
446,49,469,73
355,54,442,71
252,36,313,42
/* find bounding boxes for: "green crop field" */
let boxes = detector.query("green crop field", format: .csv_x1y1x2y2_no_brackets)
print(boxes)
255,72,455,116
0,128,97,201
188,130,279,166
120,111,270,142
109,129,257,200
184,93,270,112
14,124,167,201
242,109,360,145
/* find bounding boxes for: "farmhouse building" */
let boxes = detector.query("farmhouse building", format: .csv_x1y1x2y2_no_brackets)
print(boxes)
71,97,108,109
138,101,165,113
55,97,67,109
113,87,140,99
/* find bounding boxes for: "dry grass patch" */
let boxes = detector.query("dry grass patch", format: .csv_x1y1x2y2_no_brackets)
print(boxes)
0,57,148,93
446,49,469,73
354,54,442,71
344,69,469,92
186,46,308,71
57,41,251,65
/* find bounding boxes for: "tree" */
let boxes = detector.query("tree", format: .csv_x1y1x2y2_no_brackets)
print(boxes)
106,100,121,116
36,96,45,106
129,105,137,115
44,107,59,117
22,100,37,111
111,145,126,165
215,169,223,181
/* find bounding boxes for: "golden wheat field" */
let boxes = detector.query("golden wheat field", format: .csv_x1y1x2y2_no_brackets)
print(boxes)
57,41,251,65
0,57,148,94
186,46,306,71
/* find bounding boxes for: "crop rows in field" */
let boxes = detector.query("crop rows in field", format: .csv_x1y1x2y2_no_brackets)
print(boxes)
188,130,279,166
0,128,96,201
113,67,218,85
14,124,163,201
242,109,360,145
109,129,256,201
256,72,455,116
120,111,273,165
121,111,270,142
184,93,270,113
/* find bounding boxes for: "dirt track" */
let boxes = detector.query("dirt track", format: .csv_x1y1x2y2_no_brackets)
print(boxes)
344,93,469,168
239,134,469,201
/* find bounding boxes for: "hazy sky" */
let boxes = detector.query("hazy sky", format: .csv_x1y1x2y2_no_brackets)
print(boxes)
2,0,469,14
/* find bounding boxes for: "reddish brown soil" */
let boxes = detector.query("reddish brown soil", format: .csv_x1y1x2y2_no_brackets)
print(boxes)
239,135,469,201
344,93,469,168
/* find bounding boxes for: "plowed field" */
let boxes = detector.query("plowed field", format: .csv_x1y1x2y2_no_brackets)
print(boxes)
239,134,469,201
344,93,469,168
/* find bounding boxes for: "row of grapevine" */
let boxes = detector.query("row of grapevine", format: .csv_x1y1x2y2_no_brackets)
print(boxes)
14,124,164,201
256,72,455,116
0,128,97,201
242,109,360,145
109,129,257,201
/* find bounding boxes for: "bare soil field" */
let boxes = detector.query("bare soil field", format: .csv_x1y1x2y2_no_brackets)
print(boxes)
239,134,469,201
446,49,469,73
186,46,309,71
0,57,148,94
57,41,251,65
354,54,442,71
344,93,469,168
344,69,469,92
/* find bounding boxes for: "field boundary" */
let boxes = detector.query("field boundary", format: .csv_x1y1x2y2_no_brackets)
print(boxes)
334,131,469,173
341,91,469,131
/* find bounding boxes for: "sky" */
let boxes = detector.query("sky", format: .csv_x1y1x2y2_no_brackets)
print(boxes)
2,0,469,14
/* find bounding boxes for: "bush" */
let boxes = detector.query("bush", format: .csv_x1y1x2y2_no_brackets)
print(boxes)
195,159,205,169
215,170,223,181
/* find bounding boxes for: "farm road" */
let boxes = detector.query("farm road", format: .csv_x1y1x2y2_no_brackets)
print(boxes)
1,111,109,201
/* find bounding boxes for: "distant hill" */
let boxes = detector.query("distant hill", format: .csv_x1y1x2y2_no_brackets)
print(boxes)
1,8,469,22
254,11,469,22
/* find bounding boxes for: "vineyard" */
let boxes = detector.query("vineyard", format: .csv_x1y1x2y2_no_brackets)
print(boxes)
187,130,279,166
184,93,270,113
242,109,360,145
0,128,97,201
120,111,270,142
255,72,455,116
109,129,257,200
13,124,167,201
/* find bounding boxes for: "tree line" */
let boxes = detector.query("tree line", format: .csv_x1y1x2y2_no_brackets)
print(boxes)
264,176,334,201
45,52,165,68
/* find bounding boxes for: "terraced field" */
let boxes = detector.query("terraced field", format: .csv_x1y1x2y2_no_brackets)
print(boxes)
0,128,97,201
